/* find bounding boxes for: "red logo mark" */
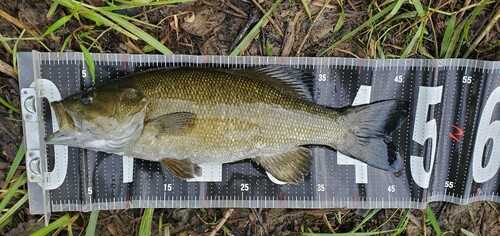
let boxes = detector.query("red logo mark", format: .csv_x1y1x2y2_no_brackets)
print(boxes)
450,125,464,143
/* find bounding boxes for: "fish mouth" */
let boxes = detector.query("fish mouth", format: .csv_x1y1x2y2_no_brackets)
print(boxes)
44,101,77,144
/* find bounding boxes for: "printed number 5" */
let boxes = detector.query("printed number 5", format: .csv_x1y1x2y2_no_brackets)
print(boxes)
82,69,87,78
410,86,443,189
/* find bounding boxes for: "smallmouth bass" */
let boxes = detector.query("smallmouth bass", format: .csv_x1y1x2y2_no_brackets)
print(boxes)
45,66,409,183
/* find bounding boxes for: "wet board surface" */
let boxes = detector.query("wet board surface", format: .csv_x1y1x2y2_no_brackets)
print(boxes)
18,51,499,217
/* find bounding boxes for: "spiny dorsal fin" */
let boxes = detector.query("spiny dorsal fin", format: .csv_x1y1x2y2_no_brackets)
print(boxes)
239,66,315,102
148,112,196,135
160,158,202,179
253,147,312,184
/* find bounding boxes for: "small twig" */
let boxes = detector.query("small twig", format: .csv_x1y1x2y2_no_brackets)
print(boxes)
297,0,330,55
225,2,248,17
89,27,113,49
0,9,39,38
457,0,471,22
407,212,422,230
311,1,337,9
252,0,284,37
252,209,269,236
0,59,16,79
210,208,234,236
281,12,302,56
125,37,144,54
347,0,357,11
322,214,335,233
422,210,427,236
463,5,500,58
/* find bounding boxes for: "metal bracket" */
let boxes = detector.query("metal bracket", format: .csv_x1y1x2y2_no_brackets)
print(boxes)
21,88,42,183
21,88,37,122
26,150,41,182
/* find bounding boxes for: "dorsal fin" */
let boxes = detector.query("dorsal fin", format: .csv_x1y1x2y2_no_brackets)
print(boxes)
239,66,315,101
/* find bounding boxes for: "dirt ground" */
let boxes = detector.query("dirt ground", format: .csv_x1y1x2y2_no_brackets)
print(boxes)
0,0,499,235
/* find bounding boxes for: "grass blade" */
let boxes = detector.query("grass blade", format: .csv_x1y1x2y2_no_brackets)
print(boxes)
100,0,194,10
350,209,381,233
318,1,397,56
85,210,99,236
401,20,425,58
80,44,95,83
464,4,500,58
2,142,25,189
0,172,26,214
159,211,163,236
426,206,442,236
411,0,425,17
0,193,28,230
0,97,20,114
440,14,456,58
101,11,173,55
333,0,344,33
59,35,73,54
31,214,76,236
139,208,154,236
230,0,282,56
444,21,465,58
79,11,139,40
42,14,73,37
387,0,405,19
461,228,475,236
391,209,410,236
461,0,488,45
47,2,59,18
300,0,312,19
11,29,26,76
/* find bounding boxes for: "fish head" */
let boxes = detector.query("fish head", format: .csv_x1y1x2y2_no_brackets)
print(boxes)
45,87,149,152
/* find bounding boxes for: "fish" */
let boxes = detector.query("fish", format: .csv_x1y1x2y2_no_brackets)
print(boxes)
44,66,409,183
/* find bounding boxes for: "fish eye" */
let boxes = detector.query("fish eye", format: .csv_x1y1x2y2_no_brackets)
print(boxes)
80,94,93,105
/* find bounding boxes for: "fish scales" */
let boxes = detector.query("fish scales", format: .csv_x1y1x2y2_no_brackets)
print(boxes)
117,68,344,163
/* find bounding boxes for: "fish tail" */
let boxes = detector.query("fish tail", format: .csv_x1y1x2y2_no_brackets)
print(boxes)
335,100,409,173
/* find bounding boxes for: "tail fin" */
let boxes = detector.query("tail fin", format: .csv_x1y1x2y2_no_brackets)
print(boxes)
337,100,409,173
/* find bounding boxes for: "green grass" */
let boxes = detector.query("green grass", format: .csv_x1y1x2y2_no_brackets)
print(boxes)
43,0,188,82
31,214,79,236
426,206,442,236
85,210,99,236
0,96,20,114
139,208,155,236
0,172,27,231
229,0,282,56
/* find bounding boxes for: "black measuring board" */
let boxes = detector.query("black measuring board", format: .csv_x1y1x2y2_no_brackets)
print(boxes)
18,52,499,214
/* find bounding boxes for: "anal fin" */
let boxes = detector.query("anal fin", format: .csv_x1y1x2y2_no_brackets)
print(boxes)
253,147,312,184
160,158,202,179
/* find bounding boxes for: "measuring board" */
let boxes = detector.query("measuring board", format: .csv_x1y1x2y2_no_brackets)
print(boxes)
18,51,499,219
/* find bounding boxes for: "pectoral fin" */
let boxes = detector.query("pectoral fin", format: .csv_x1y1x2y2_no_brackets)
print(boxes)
149,112,196,135
160,158,202,179
253,147,312,184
